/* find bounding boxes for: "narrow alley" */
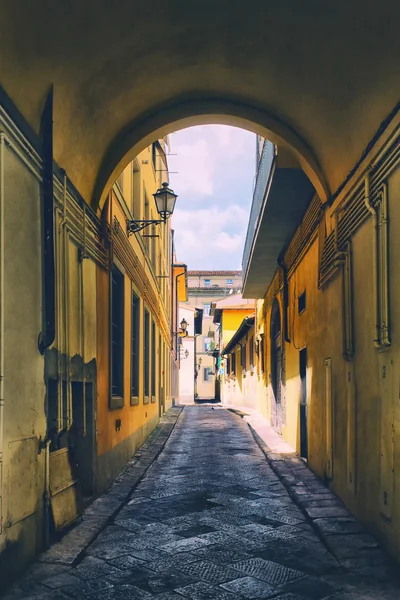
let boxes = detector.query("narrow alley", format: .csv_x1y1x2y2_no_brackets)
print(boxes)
4,407,399,600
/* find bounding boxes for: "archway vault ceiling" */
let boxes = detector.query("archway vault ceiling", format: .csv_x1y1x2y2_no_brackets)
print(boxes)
0,1,399,209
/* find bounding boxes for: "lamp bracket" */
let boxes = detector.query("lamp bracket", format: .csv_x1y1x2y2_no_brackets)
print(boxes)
127,219,164,236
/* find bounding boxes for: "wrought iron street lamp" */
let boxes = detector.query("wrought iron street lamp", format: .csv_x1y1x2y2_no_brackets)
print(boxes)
174,318,189,339
127,182,178,235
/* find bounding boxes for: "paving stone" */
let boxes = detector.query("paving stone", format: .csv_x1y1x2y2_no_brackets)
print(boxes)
310,518,364,536
42,572,83,589
305,506,350,519
160,537,211,554
232,557,304,586
221,575,276,598
135,570,196,594
146,552,199,573
6,407,399,600
280,575,335,599
108,555,148,570
85,584,151,599
62,577,114,598
193,546,252,564
177,560,240,584
175,581,238,599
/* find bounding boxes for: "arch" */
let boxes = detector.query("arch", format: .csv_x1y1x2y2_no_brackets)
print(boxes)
92,96,331,212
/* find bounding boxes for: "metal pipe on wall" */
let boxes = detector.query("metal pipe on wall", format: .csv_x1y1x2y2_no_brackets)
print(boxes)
0,133,5,534
43,439,51,547
38,89,56,354
379,183,390,347
79,205,87,435
364,172,380,348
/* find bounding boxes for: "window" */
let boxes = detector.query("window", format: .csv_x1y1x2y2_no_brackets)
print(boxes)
226,279,233,286
151,321,156,400
203,367,212,381
241,343,247,370
298,291,306,314
203,302,211,316
226,356,231,375
132,166,141,218
249,336,254,368
232,352,236,375
204,337,212,351
111,266,124,399
143,193,150,250
131,291,140,399
144,309,150,398
260,335,265,373
151,142,157,171
204,279,211,287
116,172,124,193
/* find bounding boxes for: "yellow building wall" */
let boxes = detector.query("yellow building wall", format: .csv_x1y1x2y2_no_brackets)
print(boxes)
96,143,175,491
222,309,254,348
255,154,400,561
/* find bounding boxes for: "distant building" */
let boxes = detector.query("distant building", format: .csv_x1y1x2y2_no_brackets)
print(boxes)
180,271,242,400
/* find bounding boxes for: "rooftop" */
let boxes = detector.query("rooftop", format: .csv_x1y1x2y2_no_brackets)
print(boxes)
187,270,242,276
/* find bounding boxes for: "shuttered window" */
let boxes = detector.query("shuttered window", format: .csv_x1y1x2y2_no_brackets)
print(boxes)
131,291,140,397
111,266,124,398
144,309,150,397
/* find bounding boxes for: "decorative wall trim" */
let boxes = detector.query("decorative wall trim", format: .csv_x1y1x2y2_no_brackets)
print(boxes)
112,219,171,343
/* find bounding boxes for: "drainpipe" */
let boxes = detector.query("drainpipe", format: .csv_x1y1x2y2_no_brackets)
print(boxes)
364,171,380,348
77,205,87,434
43,439,51,547
170,229,175,352
0,133,5,533
38,89,56,354
57,173,67,430
379,183,390,347
278,255,290,343
65,225,72,429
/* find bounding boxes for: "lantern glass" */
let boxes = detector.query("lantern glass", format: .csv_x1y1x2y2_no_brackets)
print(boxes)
180,318,188,332
154,182,178,220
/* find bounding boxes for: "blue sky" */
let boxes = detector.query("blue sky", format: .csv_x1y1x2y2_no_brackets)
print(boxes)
169,125,256,270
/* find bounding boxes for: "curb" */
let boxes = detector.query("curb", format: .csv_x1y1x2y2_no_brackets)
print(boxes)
37,406,184,568
229,410,396,578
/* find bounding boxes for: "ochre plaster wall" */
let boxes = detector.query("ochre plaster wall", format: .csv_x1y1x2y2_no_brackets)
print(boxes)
254,154,400,560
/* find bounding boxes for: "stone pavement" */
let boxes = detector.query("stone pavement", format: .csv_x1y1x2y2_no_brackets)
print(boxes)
3,406,400,600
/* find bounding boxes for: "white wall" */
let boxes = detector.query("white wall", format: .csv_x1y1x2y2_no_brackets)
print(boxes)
178,305,195,404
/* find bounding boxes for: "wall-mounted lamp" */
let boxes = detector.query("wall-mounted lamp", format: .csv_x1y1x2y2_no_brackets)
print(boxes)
180,349,190,360
174,318,189,338
127,182,178,235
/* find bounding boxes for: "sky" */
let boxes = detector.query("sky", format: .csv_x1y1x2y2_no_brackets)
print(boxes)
168,125,256,270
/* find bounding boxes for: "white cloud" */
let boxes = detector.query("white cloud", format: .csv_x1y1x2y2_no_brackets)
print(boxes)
170,137,215,197
168,125,256,269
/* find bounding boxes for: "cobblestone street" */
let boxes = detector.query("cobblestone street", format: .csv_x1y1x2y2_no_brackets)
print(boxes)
4,407,400,600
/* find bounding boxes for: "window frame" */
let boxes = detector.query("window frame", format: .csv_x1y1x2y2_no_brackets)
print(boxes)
298,290,306,315
151,320,156,403
144,308,150,403
241,343,247,370
110,265,124,409
249,336,254,368
131,289,140,405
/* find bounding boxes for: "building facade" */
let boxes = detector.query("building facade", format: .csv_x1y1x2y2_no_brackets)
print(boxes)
0,103,180,586
183,271,241,400
212,295,256,407
239,132,400,561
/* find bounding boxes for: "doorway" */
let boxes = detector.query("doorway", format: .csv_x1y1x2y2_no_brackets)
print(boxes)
300,347,308,459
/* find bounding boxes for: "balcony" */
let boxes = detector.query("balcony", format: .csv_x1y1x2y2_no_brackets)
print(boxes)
242,141,315,298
